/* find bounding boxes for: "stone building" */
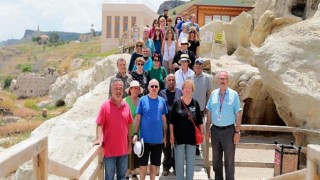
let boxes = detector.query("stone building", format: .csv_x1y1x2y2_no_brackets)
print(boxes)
10,68,57,98
101,0,158,52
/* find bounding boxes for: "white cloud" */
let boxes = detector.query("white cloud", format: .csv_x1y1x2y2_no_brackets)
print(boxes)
0,0,103,41
0,0,186,41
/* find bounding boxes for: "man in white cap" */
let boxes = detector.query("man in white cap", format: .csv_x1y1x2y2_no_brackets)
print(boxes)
174,54,194,90
94,78,133,180
187,59,213,156
172,38,196,71
142,27,156,57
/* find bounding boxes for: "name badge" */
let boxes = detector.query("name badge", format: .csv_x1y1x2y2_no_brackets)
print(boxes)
217,114,222,121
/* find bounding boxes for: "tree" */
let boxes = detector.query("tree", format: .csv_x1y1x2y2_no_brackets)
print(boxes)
49,32,60,46
32,36,41,45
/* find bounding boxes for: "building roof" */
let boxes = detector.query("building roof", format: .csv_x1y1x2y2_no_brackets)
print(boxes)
194,0,254,7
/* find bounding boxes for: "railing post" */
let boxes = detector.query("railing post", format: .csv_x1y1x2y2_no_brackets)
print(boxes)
98,147,104,180
306,144,320,180
204,118,211,178
33,145,48,180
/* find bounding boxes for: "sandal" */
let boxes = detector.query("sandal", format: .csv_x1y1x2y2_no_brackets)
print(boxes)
131,174,139,180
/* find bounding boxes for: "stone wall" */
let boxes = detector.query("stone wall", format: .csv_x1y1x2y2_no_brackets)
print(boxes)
10,69,57,98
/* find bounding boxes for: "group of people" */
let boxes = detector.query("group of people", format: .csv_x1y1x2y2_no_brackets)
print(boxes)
94,10,242,180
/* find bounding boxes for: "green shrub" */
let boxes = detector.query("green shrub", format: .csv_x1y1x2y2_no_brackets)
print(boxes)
21,63,32,72
3,76,13,89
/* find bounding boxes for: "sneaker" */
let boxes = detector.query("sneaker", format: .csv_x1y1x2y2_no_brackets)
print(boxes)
162,170,169,176
196,148,200,156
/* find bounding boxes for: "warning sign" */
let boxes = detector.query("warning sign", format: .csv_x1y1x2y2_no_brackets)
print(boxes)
274,151,281,166
215,33,223,44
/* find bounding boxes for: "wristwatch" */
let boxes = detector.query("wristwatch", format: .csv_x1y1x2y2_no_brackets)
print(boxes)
235,131,241,135
133,133,138,136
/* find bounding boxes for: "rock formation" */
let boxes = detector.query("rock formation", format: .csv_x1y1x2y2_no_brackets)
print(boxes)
49,54,130,107
255,6,320,129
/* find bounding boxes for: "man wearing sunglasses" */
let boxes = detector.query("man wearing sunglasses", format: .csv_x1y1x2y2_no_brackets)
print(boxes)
133,79,168,180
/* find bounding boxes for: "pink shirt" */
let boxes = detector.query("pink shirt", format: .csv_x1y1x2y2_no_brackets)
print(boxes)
96,99,133,157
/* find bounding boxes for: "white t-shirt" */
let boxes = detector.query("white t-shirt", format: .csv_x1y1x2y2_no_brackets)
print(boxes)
163,41,176,61
175,68,194,90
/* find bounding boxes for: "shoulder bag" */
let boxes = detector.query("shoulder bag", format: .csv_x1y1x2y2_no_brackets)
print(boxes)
181,99,203,145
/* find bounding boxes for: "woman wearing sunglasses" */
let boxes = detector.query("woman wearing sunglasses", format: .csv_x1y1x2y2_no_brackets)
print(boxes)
188,27,200,58
131,57,149,95
148,53,167,91
128,39,144,73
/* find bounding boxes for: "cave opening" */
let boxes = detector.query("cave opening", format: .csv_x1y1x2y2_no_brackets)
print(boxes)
291,0,307,18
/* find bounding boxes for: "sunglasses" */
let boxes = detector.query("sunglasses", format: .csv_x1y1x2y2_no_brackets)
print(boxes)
150,85,159,88
137,63,144,66
136,45,143,47
153,59,160,62
181,43,188,45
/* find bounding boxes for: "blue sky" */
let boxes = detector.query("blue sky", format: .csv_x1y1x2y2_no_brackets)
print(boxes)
0,0,171,41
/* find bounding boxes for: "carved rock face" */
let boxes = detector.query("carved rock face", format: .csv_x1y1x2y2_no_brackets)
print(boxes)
255,7,320,129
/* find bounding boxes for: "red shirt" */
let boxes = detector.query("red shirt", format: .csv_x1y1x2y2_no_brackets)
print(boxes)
96,99,133,157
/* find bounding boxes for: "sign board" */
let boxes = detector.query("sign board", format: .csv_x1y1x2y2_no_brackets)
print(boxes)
205,31,213,43
215,33,223,44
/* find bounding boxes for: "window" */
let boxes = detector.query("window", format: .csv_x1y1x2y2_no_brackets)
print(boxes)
222,15,230,22
123,16,128,32
106,16,112,38
131,16,136,28
205,16,212,25
115,16,120,38
213,15,221,21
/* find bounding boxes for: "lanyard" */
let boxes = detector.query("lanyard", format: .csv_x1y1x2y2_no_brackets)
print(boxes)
219,91,225,112
181,71,186,81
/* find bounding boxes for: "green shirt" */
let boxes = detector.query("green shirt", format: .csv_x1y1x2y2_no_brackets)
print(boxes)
148,67,167,90
124,96,138,136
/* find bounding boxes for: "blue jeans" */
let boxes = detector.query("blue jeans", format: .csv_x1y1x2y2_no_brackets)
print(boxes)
174,144,196,180
104,155,128,180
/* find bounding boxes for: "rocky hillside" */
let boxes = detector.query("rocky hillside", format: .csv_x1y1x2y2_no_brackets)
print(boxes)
157,0,186,14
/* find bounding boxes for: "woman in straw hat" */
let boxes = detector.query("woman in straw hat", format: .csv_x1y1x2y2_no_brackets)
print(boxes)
124,80,144,180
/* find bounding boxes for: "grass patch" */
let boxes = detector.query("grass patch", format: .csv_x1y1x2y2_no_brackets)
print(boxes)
0,120,42,137
24,98,41,110
0,131,33,148
78,47,118,60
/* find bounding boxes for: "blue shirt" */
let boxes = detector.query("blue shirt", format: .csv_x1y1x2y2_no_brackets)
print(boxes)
206,88,242,127
144,38,156,57
136,95,168,144
132,57,153,72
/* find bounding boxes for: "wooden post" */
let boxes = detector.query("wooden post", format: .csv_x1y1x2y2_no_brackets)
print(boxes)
98,147,104,180
307,144,320,180
33,148,48,180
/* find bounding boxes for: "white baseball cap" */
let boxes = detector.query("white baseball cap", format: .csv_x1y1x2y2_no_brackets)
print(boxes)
134,138,144,157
